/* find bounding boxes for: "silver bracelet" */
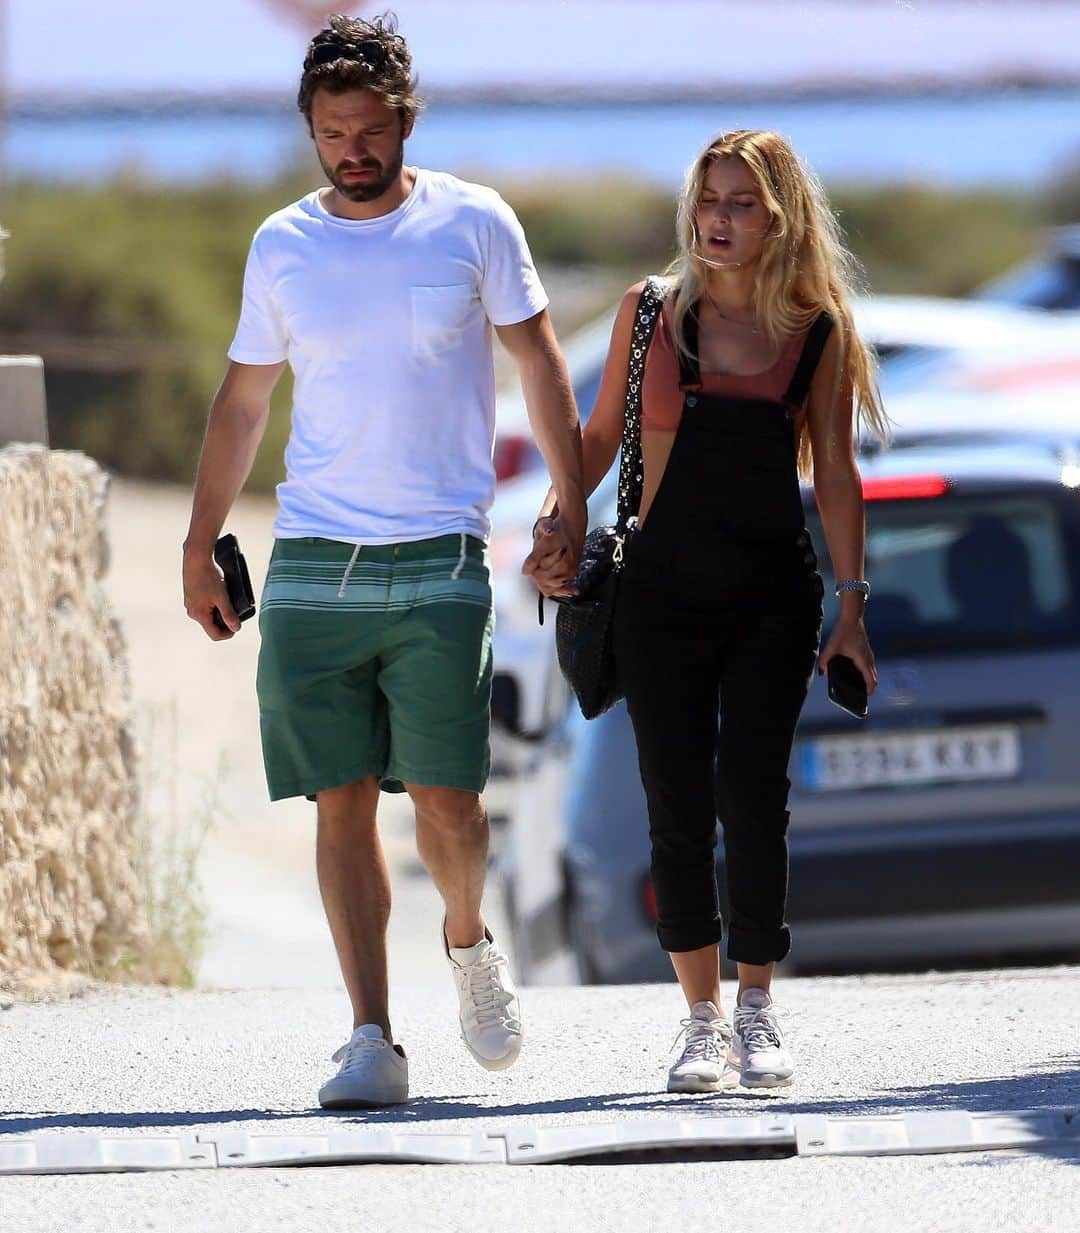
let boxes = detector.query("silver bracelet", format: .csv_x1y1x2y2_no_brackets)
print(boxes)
835,579,871,600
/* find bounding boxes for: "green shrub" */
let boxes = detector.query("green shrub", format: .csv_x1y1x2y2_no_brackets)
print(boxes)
829,183,1037,298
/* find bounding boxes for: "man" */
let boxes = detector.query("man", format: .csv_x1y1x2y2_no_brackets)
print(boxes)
182,12,585,1108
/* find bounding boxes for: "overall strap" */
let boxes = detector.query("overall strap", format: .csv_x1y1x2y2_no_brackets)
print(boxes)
782,310,834,408
676,301,703,392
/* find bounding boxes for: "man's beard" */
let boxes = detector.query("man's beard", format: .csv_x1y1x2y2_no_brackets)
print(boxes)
323,141,405,203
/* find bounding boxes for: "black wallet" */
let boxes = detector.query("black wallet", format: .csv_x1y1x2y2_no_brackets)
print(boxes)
212,533,256,631
826,654,869,719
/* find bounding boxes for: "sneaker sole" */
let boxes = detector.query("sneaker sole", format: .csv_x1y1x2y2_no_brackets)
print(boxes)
319,1093,408,1109
739,1072,794,1090
318,1088,408,1109
667,1073,740,1094
460,1025,524,1072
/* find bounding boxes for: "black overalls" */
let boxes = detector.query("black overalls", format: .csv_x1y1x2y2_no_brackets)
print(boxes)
614,308,833,965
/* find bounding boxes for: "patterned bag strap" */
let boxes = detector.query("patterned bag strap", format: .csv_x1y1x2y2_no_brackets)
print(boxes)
614,275,668,561
539,276,669,626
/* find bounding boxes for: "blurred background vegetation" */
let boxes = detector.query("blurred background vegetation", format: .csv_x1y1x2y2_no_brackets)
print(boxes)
1,164,1077,493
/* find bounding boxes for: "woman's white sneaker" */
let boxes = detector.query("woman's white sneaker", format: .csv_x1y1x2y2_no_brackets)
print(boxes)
731,988,794,1089
318,1024,409,1108
445,928,523,1071
667,1001,739,1093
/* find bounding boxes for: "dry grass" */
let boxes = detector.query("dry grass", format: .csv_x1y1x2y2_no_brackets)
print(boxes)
95,701,221,989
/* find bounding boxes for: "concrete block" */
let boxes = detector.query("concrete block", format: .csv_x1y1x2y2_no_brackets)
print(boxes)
0,356,49,447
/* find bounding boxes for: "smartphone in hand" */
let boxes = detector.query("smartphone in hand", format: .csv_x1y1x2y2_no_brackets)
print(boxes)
211,533,256,632
826,654,869,719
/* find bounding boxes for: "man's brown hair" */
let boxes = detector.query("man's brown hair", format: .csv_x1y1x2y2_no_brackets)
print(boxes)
297,11,424,132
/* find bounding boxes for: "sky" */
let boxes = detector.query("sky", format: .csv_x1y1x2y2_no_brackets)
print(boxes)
8,1,1080,101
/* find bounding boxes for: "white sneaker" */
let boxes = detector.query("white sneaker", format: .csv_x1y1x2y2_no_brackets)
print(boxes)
318,1024,409,1109
667,1000,739,1093
445,927,523,1071
731,988,794,1089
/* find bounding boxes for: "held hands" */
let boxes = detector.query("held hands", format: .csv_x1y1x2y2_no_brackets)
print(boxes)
817,612,878,696
182,545,240,641
522,502,586,599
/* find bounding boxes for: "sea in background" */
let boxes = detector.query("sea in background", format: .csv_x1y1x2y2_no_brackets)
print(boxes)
7,89,1080,188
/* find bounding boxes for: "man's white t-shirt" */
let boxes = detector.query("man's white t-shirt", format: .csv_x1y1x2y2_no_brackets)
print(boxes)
228,168,548,544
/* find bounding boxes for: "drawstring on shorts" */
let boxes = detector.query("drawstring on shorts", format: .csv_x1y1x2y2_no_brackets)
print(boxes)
337,544,361,598
450,533,467,581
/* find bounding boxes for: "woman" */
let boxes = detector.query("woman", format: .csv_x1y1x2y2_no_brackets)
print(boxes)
527,130,887,1092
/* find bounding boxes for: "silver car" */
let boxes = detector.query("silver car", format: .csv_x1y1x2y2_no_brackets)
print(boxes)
504,434,1080,982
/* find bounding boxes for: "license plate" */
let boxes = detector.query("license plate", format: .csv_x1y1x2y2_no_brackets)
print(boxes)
799,724,1021,792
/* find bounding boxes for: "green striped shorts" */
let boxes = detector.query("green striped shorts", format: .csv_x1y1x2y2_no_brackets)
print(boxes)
256,534,493,801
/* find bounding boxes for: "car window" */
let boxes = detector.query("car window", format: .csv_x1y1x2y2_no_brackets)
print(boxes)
808,493,1080,656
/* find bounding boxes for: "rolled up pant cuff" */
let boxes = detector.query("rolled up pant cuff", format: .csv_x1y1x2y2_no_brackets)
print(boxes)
657,917,724,954
726,923,791,966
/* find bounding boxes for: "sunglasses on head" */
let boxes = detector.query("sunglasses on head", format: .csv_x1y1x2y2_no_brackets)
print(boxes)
307,39,387,70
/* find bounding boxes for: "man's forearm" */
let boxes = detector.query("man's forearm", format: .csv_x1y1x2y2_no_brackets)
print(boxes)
518,349,585,513
184,395,269,552
536,425,623,521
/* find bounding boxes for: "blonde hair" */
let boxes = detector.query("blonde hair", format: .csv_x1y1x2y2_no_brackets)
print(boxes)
666,129,888,474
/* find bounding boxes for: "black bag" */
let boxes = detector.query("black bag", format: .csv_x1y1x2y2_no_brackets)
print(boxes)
549,277,668,719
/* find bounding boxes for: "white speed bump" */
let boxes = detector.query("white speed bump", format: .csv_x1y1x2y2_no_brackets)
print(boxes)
502,1114,796,1163
202,1127,506,1167
0,1110,1074,1174
0,1132,215,1175
795,1109,1080,1157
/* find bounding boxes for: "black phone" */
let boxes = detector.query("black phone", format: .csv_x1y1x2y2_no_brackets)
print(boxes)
211,533,256,631
826,654,869,719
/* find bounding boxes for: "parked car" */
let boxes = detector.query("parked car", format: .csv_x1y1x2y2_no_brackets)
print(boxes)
874,335,1080,448
977,224,1080,311
502,434,1080,982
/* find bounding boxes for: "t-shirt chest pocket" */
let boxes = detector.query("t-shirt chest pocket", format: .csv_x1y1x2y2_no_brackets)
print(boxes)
410,283,475,359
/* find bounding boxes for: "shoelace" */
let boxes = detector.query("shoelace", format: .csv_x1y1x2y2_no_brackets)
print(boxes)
461,949,518,1030
670,1017,732,1064
331,1035,386,1072
733,1004,785,1052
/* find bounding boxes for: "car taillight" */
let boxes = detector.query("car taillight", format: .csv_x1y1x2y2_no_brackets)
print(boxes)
862,475,949,501
493,435,532,483
641,875,658,924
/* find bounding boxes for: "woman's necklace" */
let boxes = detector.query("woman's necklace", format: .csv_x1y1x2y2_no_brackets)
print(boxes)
703,289,761,334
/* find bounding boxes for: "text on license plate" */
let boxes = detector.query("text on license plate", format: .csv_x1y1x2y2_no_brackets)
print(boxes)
799,724,1021,792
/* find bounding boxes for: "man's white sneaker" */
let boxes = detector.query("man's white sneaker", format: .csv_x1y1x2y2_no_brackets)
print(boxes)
667,1000,739,1093
731,988,794,1089
318,1024,409,1109
445,927,523,1071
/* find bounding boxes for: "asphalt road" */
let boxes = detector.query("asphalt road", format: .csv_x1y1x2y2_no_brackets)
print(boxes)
2,967,1078,1232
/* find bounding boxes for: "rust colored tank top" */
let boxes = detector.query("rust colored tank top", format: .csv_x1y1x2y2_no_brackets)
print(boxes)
642,312,808,432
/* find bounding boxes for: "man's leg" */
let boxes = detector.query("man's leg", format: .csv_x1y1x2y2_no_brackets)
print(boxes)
374,535,519,1068
408,782,521,1071
316,776,393,1038
407,785,488,948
